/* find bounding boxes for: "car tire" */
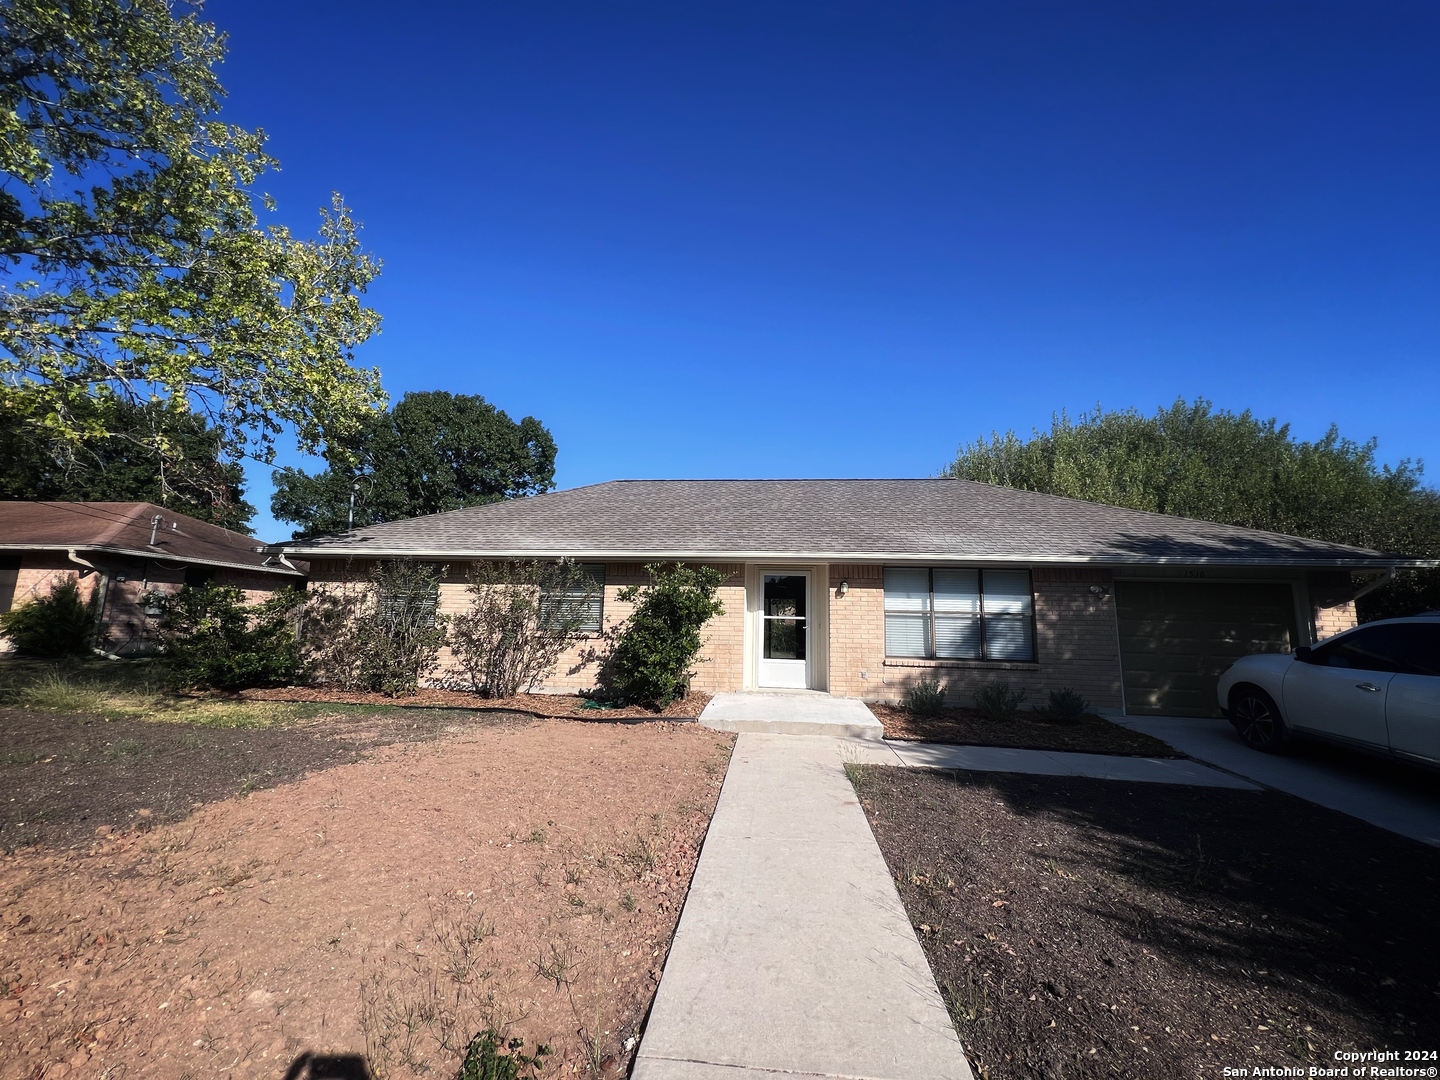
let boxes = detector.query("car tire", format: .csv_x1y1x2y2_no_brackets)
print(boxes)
1229,686,1287,753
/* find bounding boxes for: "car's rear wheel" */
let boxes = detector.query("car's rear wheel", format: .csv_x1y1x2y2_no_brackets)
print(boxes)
1229,686,1287,753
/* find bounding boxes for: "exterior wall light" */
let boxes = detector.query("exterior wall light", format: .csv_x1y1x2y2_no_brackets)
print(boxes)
1089,584,1110,598
838,580,849,597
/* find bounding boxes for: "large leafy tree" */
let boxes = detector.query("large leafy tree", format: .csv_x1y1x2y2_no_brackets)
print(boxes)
944,399,1440,620
0,0,386,478
272,391,558,537
0,395,255,529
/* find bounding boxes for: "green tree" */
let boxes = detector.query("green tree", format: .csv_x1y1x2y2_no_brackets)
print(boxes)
944,399,1440,619
0,0,386,478
271,391,557,537
0,577,99,656
156,583,304,690
0,396,255,529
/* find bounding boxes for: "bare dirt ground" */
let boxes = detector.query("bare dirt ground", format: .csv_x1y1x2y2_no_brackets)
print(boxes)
855,766,1440,1080
239,687,711,722
871,704,1180,757
0,714,734,1079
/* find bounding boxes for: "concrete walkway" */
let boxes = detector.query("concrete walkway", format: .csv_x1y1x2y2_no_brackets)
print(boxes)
1115,715,1440,847
633,733,974,1080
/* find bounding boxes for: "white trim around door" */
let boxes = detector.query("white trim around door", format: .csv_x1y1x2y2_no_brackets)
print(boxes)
757,569,811,689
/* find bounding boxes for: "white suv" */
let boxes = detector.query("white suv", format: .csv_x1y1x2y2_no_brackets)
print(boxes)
1216,614,1440,765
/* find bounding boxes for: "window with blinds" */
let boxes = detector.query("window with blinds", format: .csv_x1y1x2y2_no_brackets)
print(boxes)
883,568,1036,662
539,563,605,634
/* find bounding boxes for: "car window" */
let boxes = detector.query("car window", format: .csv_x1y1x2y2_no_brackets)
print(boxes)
1313,625,1409,673
1391,623,1440,677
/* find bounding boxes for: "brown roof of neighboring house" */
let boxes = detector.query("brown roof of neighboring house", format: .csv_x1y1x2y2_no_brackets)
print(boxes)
0,502,304,576
269,478,1421,569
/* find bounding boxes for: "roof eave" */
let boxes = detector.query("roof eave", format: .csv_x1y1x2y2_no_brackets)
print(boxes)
267,544,1420,570
0,543,305,577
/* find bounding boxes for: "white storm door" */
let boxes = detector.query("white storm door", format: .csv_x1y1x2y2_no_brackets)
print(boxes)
759,573,809,689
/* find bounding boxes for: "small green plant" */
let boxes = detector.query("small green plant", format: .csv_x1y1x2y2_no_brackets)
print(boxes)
598,563,726,707
904,678,948,716
456,1030,550,1080
620,890,637,913
0,578,99,657
156,584,304,690
1048,687,1088,721
974,680,1026,720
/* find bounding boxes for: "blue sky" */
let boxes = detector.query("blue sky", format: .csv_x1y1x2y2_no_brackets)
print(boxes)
206,1,1440,541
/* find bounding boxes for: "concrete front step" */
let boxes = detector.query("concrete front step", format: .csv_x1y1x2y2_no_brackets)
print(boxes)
699,692,885,740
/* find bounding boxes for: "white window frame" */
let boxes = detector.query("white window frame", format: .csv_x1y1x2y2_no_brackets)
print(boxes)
883,567,1038,662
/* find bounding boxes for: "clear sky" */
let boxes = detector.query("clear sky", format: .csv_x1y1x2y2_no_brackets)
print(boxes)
205,1,1440,541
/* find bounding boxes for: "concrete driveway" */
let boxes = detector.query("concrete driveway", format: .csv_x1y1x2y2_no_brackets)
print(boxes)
1114,715,1440,848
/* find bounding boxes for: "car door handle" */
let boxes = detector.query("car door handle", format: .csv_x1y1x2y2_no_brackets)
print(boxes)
1355,683,1382,693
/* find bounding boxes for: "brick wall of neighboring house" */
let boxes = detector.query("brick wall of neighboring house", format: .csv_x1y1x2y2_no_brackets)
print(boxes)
0,550,298,655
826,564,1124,710
1308,571,1360,642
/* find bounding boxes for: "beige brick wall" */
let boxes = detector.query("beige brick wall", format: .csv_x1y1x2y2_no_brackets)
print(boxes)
826,564,1124,710
1308,571,1359,642
305,559,747,695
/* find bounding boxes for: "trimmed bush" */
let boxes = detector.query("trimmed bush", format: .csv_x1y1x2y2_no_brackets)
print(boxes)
157,585,304,690
905,678,948,716
1048,687,1089,721
0,578,98,657
450,560,602,698
974,680,1026,720
299,561,449,696
599,563,725,707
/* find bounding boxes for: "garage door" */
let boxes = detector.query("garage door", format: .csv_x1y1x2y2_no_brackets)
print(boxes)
1115,581,1299,717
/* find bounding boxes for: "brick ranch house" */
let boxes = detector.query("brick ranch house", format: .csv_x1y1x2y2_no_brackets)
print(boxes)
0,501,305,656
272,479,1407,718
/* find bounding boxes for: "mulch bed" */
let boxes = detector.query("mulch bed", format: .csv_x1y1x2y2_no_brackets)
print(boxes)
855,766,1440,1079
238,684,711,721
0,705,535,850
871,704,1180,757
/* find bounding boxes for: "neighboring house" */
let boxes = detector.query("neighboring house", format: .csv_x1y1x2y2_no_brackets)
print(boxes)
0,502,305,656
270,479,1415,718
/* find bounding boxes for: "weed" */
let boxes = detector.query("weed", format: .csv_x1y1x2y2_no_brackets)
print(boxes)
622,834,657,876
620,891,637,913
104,738,146,761
905,678,948,716
535,942,573,990
563,865,583,886
564,894,586,909
456,1029,550,1080
525,828,547,846
842,761,868,795
974,681,1026,721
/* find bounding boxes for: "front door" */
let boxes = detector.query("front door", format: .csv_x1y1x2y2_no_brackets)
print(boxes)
759,573,809,688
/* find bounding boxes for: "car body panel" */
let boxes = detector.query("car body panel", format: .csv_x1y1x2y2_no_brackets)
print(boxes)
1386,673,1440,761
1282,663,1391,744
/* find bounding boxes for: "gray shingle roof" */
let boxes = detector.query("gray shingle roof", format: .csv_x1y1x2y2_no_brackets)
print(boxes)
271,479,1407,568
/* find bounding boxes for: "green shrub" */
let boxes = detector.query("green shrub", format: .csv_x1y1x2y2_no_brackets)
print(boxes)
157,585,304,690
1048,687,1089,721
904,678,948,715
974,680,1026,720
599,562,725,707
456,1030,550,1080
0,579,98,657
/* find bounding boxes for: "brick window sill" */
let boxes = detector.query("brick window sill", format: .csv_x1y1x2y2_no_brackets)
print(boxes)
883,658,1041,671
